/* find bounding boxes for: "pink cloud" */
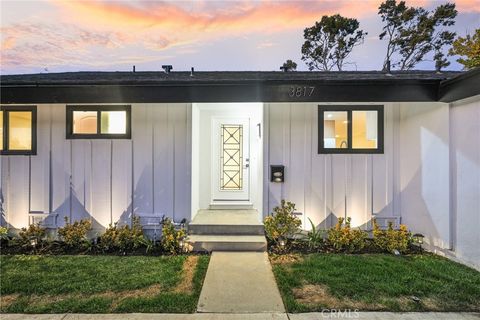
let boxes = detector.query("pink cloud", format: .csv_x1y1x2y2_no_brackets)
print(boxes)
1,0,478,73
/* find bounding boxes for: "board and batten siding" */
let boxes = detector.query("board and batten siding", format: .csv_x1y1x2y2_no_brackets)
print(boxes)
0,103,192,231
263,103,400,230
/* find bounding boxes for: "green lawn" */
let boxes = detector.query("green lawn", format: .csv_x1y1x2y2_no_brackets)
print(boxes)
271,253,480,313
0,254,209,313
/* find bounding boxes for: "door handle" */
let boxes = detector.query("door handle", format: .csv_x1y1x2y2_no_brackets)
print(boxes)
245,164,249,168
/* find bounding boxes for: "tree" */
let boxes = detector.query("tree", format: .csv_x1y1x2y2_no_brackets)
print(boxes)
449,29,480,70
378,0,457,70
301,14,366,71
280,60,297,71
378,0,417,70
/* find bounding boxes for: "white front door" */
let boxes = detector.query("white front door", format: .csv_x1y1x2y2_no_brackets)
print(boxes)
211,117,250,202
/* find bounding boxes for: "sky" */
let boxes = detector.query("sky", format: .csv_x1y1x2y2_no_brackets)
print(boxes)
0,0,479,75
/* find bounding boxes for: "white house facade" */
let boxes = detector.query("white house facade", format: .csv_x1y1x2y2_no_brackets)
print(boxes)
1,69,479,269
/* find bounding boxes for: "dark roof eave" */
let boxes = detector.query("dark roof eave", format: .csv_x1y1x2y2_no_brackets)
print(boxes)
438,67,480,102
0,78,442,87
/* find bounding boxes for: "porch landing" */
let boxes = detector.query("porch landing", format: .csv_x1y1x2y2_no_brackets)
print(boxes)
188,209,266,252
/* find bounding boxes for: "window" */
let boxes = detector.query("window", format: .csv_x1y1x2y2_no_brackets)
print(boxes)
66,105,131,139
0,105,37,155
318,105,384,154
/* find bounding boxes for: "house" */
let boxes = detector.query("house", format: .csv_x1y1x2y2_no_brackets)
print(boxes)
1,69,479,268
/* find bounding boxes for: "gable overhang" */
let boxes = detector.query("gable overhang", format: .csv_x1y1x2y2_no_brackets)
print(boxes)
438,68,480,103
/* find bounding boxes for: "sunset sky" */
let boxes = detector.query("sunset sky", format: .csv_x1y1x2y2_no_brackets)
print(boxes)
1,0,479,74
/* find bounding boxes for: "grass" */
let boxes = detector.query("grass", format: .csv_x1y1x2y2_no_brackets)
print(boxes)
0,254,209,313
271,253,480,313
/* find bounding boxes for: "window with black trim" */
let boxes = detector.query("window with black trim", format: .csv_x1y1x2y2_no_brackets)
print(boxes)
0,105,37,155
318,105,384,154
66,105,131,139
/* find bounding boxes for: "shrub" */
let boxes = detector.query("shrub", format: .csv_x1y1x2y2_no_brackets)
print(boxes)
327,217,367,253
0,226,8,240
99,216,150,253
18,223,46,246
373,220,412,254
304,218,325,250
57,217,92,249
161,217,186,255
264,200,302,248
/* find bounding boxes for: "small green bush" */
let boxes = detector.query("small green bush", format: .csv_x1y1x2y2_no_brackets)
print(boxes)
99,216,150,253
373,219,412,253
161,217,186,255
327,217,367,253
58,217,92,249
18,223,46,246
0,226,8,240
264,200,302,248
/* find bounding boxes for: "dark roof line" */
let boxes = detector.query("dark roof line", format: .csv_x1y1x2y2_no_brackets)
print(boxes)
1,70,462,86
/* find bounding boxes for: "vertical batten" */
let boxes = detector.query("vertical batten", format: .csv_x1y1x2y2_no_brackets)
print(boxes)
111,139,132,225
173,103,192,222
153,104,171,217
29,104,50,213
50,104,71,226
132,104,154,215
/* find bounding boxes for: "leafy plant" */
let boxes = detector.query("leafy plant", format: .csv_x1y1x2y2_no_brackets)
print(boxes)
264,200,302,248
57,217,92,249
327,217,367,253
99,216,150,253
18,223,46,246
0,226,8,241
281,59,297,71
301,14,366,71
378,0,457,70
372,219,412,254
449,29,480,70
304,218,325,250
161,217,187,255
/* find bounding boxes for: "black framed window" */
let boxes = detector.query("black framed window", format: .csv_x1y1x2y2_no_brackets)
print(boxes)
318,105,384,154
66,105,131,139
0,105,37,155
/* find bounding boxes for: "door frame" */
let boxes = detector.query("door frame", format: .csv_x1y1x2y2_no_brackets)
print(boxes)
191,103,263,220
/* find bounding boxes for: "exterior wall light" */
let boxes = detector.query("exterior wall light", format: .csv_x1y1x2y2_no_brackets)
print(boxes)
270,165,285,183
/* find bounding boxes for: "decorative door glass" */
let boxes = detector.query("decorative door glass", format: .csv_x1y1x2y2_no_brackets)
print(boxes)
220,124,243,190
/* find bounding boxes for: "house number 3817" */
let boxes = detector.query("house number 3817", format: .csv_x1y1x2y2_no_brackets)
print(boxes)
289,86,315,97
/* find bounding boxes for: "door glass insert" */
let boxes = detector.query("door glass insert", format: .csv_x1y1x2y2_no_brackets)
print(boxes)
220,124,243,190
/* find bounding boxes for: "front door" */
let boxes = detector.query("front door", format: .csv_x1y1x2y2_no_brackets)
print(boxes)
212,117,250,202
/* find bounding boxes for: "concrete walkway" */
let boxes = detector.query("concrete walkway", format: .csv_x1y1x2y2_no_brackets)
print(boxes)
2,313,480,319
197,251,285,313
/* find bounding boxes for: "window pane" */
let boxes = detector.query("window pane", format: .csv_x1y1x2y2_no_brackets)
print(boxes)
73,111,97,134
220,124,243,190
8,111,32,150
101,111,126,134
352,111,378,149
324,111,348,148
0,111,3,150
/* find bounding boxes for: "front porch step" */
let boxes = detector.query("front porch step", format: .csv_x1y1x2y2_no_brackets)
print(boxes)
189,209,264,235
188,235,267,252
189,223,264,235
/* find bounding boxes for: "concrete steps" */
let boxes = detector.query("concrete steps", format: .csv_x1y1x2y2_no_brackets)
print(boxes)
189,223,264,235
188,235,267,252
188,209,266,252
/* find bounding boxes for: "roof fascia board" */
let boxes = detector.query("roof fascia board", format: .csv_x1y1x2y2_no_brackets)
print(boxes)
1,80,439,104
